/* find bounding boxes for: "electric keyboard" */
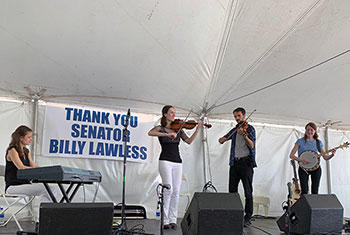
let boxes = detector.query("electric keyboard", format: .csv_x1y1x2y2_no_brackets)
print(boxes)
17,165,102,183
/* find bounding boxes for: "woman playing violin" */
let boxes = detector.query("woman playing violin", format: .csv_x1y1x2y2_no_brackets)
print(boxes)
148,105,203,230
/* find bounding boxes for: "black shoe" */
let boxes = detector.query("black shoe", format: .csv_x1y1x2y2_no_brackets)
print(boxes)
243,219,251,227
163,224,170,229
170,223,177,230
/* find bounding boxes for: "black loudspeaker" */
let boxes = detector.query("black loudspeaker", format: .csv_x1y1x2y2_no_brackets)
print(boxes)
181,192,244,235
277,194,343,235
39,202,114,235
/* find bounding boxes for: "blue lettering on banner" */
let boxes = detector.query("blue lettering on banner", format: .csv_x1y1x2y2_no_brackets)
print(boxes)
140,147,147,160
65,107,73,120
49,139,58,153
131,146,139,159
71,124,80,138
49,139,86,154
70,124,130,142
95,142,104,155
130,116,138,128
105,143,118,156
49,139,147,160
126,145,131,158
87,141,147,159
55,107,149,161
113,113,138,128
112,114,121,125
65,107,110,124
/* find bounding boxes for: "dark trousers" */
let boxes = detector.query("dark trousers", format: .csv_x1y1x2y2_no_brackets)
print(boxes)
229,160,254,221
298,167,322,194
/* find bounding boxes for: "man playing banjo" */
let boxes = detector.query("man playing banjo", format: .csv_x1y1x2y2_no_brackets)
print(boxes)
289,122,336,195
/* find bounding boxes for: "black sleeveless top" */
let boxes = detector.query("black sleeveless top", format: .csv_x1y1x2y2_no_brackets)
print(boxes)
158,127,186,163
5,147,31,192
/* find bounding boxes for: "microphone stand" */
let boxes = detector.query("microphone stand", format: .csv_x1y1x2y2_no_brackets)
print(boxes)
285,182,292,235
120,109,131,231
157,184,170,235
160,184,165,235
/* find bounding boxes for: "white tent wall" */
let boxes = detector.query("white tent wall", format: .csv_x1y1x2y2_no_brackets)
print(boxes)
0,100,33,166
1,100,350,219
206,121,350,216
0,100,35,220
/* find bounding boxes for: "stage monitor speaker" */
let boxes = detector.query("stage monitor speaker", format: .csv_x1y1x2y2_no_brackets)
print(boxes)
39,202,114,235
277,194,343,235
181,192,244,235
276,211,288,233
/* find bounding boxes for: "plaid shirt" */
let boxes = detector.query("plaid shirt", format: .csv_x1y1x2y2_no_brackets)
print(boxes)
224,124,256,167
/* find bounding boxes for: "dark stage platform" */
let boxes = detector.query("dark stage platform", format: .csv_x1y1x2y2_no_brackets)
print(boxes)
1,217,349,235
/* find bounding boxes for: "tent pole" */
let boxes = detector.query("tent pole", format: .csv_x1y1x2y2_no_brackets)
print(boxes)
26,87,46,162
32,98,39,162
201,126,207,186
324,121,332,194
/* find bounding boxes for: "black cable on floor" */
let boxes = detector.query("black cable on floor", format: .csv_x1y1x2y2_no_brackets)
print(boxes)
250,225,273,235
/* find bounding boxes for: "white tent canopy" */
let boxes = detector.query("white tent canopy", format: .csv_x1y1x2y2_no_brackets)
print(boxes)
0,0,349,126
1,0,350,219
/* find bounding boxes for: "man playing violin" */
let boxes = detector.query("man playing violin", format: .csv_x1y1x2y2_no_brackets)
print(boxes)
218,107,256,227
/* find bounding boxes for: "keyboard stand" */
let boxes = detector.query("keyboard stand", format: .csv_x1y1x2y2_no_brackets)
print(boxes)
43,182,86,203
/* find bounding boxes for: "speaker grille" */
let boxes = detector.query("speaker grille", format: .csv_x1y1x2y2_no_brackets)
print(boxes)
181,192,244,235
39,202,114,235
277,194,343,235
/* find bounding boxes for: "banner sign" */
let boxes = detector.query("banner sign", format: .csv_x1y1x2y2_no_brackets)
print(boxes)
42,103,155,162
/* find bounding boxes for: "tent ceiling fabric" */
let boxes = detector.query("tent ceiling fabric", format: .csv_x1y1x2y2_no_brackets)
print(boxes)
0,0,349,127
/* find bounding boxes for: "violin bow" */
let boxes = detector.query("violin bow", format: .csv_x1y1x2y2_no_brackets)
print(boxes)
225,109,256,141
175,109,193,136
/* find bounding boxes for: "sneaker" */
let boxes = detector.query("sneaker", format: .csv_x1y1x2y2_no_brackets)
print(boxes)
243,219,251,227
170,223,177,230
163,224,170,229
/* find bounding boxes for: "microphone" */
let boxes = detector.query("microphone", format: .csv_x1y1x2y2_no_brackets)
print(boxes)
287,182,292,200
124,108,131,127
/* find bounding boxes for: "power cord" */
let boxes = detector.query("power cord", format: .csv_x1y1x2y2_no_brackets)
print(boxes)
112,223,155,235
250,225,273,235
202,181,217,192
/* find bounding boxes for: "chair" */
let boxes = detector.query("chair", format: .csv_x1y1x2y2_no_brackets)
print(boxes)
179,172,191,211
0,165,35,231
253,195,270,216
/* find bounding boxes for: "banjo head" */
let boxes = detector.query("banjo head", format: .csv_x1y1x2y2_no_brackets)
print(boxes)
299,150,320,171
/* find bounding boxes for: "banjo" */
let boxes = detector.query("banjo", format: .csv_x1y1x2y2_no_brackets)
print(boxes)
299,142,349,171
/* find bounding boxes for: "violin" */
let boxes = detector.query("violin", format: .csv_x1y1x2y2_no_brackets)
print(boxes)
223,109,256,142
236,121,249,131
170,119,212,131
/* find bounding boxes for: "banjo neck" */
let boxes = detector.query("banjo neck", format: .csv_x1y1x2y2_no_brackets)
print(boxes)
316,142,350,158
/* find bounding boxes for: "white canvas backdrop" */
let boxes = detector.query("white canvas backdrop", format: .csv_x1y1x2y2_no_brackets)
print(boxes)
1,100,350,220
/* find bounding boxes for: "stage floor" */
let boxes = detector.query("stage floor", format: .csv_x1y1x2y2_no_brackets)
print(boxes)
1,217,349,235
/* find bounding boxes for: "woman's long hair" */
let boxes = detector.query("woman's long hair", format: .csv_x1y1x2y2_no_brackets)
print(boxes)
304,122,318,141
7,125,32,157
161,105,174,127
